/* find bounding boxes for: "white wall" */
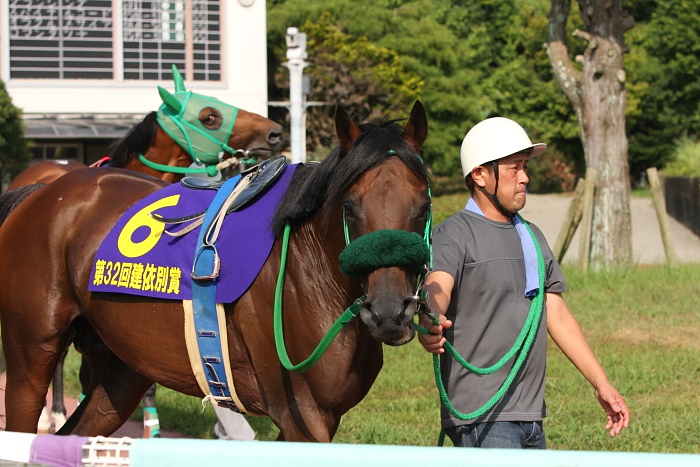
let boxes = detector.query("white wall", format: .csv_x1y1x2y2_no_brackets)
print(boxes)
1,0,270,117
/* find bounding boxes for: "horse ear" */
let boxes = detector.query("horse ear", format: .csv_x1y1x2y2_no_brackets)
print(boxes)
335,105,362,152
171,64,186,92
158,86,183,114
403,100,428,151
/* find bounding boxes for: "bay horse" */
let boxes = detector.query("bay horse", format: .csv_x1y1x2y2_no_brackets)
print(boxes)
7,66,284,190
2,67,284,436
0,101,430,441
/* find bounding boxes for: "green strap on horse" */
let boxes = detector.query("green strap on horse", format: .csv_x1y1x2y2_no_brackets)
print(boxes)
414,213,545,446
274,225,431,372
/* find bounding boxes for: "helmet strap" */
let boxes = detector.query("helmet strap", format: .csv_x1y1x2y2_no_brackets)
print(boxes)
479,160,515,219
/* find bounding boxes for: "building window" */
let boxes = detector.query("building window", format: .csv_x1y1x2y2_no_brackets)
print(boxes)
32,143,82,161
9,0,114,79
8,0,221,81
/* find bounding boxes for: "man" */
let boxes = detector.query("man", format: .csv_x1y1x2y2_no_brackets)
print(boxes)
418,117,629,448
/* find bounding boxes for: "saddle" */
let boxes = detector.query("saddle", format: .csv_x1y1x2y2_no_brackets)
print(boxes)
153,155,287,232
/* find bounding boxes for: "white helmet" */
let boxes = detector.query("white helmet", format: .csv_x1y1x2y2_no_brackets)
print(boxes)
460,117,547,178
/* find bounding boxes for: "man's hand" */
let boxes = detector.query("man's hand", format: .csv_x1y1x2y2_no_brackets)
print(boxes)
595,382,630,437
417,312,452,354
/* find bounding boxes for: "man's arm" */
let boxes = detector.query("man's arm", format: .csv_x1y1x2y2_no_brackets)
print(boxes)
546,292,630,437
417,271,454,354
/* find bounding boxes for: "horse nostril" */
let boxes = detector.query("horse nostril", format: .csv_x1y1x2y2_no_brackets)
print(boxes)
403,297,417,314
267,126,284,146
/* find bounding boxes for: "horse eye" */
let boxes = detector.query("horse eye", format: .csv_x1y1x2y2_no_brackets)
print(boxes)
200,108,223,129
343,202,355,218
419,203,431,219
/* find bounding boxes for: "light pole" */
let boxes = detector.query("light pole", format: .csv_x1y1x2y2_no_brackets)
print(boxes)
270,27,326,164
283,27,308,164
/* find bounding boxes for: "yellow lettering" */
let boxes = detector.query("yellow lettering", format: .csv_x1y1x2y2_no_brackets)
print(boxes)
117,195,180,258
93,259,106,286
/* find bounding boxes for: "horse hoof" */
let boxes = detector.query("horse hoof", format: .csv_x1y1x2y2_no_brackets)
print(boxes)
38,408,52,434
52,412,67,430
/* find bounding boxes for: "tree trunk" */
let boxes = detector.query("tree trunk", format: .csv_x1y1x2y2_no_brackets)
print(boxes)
546,0,635,268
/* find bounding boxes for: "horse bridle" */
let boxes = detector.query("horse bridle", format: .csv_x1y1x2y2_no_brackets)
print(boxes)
273,151,432,370
144,64,274,177
340,180,433,346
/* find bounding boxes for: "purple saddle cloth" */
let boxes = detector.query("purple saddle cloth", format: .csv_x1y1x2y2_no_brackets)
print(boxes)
88,163,297,303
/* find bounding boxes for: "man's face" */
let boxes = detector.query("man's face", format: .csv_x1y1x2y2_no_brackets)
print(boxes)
486,151,530,214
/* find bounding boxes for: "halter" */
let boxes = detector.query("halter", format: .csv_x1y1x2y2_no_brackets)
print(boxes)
145,65,260,177
274,152,432,370
340,185,433,305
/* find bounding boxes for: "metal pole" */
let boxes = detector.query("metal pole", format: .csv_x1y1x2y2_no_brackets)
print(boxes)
283,27,308,164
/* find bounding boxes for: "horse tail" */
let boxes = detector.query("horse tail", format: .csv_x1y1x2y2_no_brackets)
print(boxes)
0,183,44,227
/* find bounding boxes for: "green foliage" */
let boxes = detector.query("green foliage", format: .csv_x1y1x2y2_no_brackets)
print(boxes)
626,0,700,179
0,79,32,184
266,0,700,189
661,138,700,177
269,8,423,149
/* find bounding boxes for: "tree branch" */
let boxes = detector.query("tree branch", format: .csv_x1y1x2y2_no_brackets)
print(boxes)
547,0,581,109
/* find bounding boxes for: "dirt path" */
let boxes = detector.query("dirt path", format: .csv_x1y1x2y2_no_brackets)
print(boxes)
519,193,700,265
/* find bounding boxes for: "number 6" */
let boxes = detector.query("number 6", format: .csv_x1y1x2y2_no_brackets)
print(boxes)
117,195,180,258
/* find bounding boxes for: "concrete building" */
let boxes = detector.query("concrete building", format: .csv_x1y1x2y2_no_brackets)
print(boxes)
0,0,270,166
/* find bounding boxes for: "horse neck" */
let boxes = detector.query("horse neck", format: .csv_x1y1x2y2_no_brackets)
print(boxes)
124,128,192,183
290,213,362,306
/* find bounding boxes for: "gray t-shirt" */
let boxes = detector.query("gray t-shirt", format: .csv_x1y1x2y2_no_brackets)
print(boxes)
431,208,567,428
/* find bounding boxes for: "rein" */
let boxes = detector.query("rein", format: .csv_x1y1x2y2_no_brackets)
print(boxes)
415,213,545,422
274,224,366,372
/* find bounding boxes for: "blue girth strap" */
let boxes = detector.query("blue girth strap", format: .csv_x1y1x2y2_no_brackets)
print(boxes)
191,174,242,411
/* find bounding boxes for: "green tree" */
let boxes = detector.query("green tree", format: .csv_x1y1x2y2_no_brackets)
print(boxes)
0,79,32,187
271,12,423,155
267,0,484,174
626,0,700,179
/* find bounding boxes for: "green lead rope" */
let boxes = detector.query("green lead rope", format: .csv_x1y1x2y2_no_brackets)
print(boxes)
415,213,545,444
274,224,365,372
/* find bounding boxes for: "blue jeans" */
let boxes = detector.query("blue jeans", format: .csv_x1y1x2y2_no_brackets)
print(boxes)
445,421,547,449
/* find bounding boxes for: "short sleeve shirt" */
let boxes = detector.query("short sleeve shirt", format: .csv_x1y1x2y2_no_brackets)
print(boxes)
431,208,567,428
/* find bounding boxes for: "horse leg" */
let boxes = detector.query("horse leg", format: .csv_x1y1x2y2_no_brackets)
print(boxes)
3,338,65,433
50,351,68,431
37,405,52,434
142,384,161,438
57,349,153,437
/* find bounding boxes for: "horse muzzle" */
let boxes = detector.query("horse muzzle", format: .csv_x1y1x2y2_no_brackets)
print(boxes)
359,287,419,346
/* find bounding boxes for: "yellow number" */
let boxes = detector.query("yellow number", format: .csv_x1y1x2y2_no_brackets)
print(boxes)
118,195,180,258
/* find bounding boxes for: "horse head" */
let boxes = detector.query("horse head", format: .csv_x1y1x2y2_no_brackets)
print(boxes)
334,101,431,345
155,65,283,176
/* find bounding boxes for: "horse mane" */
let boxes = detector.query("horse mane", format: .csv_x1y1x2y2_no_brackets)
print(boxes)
271,119,430,237
0,184,44,227
108,111,159,168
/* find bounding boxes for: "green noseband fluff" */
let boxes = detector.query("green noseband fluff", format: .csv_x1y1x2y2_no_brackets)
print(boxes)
339,229,430,278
